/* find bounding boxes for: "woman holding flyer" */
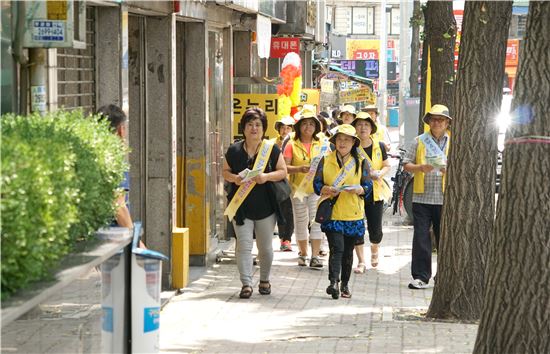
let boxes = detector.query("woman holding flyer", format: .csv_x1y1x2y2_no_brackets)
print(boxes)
284,107,329,268
352,112,391,273
313,124,372,299
222,108,287,299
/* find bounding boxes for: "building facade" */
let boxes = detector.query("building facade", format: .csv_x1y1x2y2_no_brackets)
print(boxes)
1,0,327,289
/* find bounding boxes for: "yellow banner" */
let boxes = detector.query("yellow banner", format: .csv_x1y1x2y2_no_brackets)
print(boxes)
301,89,320,109
233,94,280,141
346,39,380,60
224,140,274,221
339,87,376,105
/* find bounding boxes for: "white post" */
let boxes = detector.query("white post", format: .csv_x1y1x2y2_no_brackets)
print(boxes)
379,0,388,125
399,1,413,146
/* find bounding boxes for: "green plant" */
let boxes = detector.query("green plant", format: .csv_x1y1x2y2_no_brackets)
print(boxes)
1,110,128,299
51,110,128,241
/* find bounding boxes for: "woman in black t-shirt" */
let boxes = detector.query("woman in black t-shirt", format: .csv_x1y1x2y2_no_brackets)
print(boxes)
351,112,391,273
222,108,287,299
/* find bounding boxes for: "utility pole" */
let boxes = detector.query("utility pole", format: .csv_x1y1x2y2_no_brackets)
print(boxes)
379,0,388,125
398,1,413,146
29,48,48,115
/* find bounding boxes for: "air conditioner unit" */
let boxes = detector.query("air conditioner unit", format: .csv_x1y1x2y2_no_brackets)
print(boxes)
22,1,86,49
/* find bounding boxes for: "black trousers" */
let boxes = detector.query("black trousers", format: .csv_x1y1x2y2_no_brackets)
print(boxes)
411,202,442,283
357,199,384,245
326,232,356,285
277,197,294,242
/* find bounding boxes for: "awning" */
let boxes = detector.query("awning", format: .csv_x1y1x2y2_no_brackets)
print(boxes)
328,65,374,89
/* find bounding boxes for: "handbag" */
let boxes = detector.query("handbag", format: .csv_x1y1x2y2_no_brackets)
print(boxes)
315,196,338,224
270,178,291,204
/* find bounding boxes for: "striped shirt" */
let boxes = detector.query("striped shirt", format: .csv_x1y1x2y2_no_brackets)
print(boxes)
403,133,449,205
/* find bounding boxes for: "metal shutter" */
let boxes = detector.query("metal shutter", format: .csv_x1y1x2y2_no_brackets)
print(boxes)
57,6,96,113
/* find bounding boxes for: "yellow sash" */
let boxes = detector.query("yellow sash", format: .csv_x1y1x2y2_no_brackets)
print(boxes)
317,154,357,205
357,145,392,202
293,142,330,201
224,140,275,221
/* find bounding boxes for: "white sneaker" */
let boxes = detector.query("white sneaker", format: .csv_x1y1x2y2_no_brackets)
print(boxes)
408,279,429,289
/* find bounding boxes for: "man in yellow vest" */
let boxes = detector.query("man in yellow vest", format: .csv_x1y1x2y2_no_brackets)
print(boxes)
403,104,451,289
362,105,391,152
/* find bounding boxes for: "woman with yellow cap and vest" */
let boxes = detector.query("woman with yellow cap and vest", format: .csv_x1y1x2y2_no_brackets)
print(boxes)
403,104,451,290
272,116,294,149
313,124,372,299
284,107,330,268
338,105,357,124
271,116,295,252
351,112,391,273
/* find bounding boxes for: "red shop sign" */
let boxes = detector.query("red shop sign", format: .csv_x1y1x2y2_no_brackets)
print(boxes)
270,37,300,58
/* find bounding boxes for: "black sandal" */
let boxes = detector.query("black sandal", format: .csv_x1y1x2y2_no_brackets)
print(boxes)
239,285,253,299
258,280,271,295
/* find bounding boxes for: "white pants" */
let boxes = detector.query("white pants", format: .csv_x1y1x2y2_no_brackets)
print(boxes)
291,194,323,241
233,214,276,286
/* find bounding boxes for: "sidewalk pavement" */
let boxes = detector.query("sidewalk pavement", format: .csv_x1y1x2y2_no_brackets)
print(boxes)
160,213,479,353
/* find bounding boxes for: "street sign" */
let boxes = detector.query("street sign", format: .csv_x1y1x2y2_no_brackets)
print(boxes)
233,94,280,140
270,38,300,58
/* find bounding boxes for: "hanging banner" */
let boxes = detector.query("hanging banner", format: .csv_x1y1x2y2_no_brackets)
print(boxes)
233,94,280,141
270,37,300,58
346,39,380,60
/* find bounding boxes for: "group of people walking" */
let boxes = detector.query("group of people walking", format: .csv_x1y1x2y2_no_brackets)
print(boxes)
223,103,451,299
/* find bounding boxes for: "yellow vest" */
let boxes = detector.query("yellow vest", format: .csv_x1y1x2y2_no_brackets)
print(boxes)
413,135,450,194
373,123,387,144
361,140,388,202
270,135,284,149
322,153,365,221
289,138,324,194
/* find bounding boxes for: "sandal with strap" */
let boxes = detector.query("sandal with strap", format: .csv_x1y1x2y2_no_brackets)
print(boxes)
258,280,271,295
353,263,366,274
371,253,379,268
239,285,253,299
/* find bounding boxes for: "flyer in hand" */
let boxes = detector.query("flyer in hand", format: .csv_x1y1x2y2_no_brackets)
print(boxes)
425,155,447,169
338,184,362,192
238,168,263,182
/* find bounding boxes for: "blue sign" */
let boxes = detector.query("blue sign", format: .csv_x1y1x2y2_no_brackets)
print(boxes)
102,306,114,332
333,60,379,79
143,307,160,333
32,20,65,42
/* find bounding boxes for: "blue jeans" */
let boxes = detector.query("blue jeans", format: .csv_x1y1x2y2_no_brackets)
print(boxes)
411,203,442,283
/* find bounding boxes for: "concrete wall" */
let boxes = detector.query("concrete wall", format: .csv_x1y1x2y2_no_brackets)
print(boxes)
144,15,177,287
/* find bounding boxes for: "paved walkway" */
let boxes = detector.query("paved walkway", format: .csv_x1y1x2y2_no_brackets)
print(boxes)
160,217,479,353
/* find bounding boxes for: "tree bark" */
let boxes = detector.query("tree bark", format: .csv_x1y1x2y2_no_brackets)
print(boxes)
426,1,512,321
425,1,456,111
409,0,422,98
474,2,550,352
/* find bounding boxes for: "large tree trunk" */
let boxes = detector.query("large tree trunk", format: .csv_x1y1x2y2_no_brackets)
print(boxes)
426,1,512,321
425,1,456,110
474,2,550,352
409,0,422,98
418,1,456,134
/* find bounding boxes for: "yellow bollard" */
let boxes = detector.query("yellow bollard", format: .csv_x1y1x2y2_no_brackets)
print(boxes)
171,227,189,289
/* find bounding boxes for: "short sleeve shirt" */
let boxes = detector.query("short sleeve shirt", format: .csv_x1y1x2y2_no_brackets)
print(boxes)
403,133,449,205
225,141,281,221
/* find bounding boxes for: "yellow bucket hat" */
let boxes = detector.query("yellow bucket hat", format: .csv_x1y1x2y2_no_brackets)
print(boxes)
294,107,321,134
274,116,295,130
362,104,379,114
339,105,357,117
351,111,377,134
423,104,453,124
329,124,360,146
